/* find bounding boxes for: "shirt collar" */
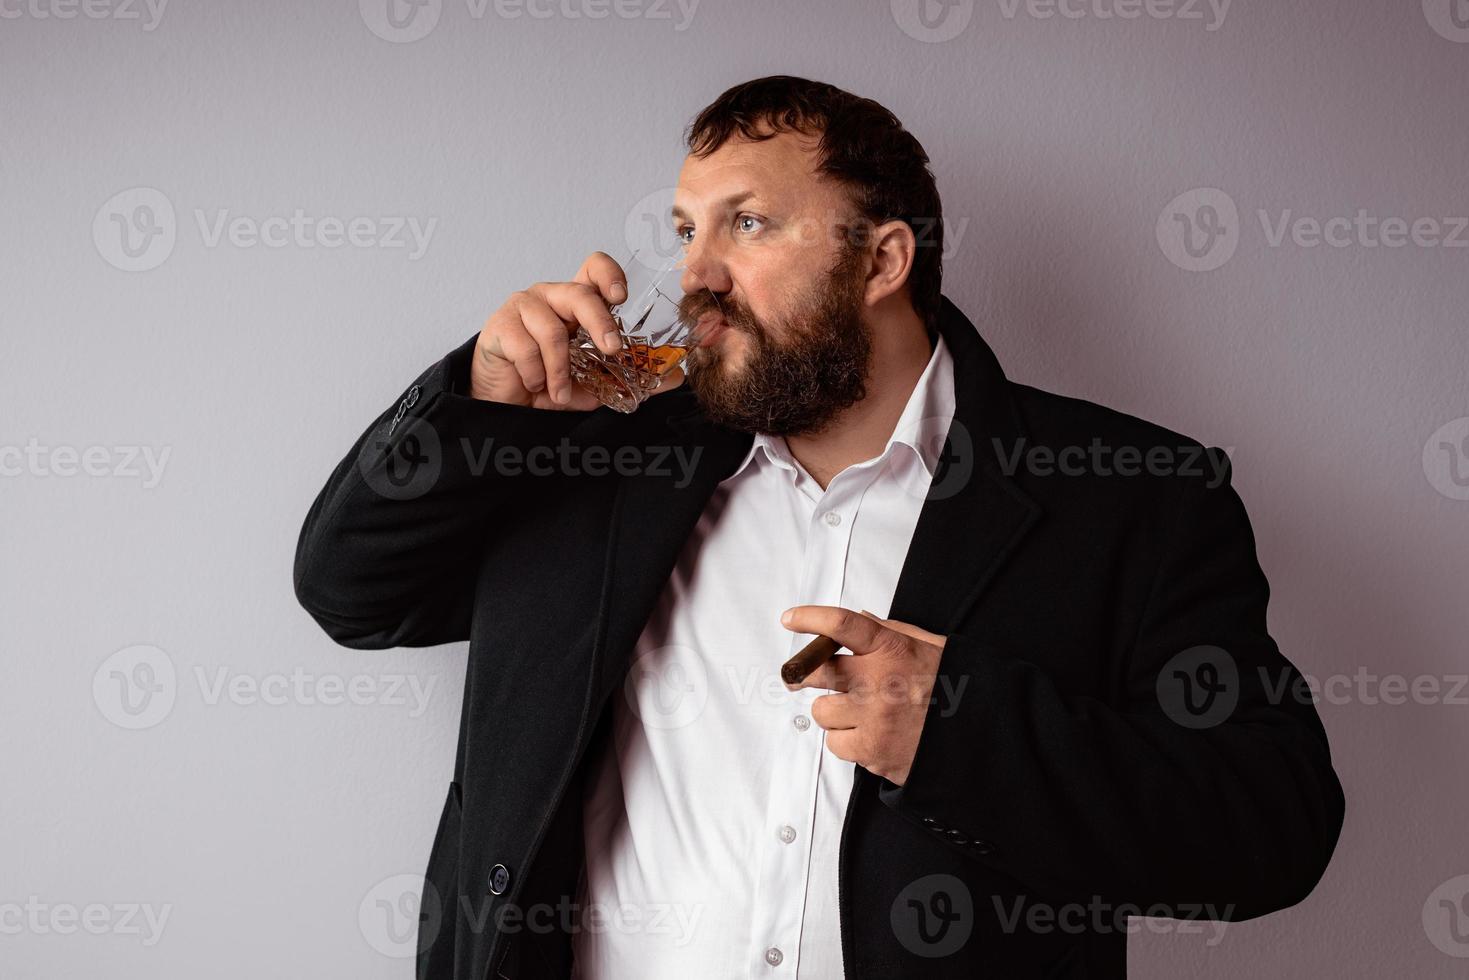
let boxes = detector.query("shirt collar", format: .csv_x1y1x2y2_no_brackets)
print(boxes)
724,332,957,483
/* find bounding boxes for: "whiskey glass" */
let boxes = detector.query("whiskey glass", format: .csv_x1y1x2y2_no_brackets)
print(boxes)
567,250,722,413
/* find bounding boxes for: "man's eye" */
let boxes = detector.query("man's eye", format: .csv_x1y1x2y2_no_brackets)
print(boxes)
675,226,695,245
735,214,764,234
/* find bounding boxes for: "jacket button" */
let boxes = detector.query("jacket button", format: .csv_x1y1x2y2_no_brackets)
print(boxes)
971,840,995,856
488,863,511,895
945,829,970,845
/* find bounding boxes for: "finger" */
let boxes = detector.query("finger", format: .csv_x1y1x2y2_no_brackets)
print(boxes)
809,692,857,730
794,653,853,693
516,293,574,404
878,616,947,649
780,605,899,658
825,728,865,767
536,281,624,355
492,300,549,395
569,251,628,308
574,250,629,306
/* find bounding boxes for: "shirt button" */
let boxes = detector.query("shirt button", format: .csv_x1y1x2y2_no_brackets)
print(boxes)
823,511,842,527
764,946,784,966
793,714,811,732
777,824,797,844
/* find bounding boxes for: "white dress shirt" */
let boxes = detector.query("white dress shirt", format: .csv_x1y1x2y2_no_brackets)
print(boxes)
572,333,957,979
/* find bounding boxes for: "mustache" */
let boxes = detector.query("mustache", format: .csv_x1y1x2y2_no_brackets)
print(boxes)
682,293,755,333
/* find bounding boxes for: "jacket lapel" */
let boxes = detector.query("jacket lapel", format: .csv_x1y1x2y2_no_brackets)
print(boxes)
585,391,751,698
886,297,1043,634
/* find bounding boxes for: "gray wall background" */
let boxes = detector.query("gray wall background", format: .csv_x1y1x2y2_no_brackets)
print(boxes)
3,0,1467,976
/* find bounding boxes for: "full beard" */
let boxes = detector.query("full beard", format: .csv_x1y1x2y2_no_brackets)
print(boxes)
683,245,872,437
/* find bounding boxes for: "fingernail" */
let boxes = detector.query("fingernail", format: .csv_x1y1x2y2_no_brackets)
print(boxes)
781,609,793,626
603,331,622,351
555,388,570,405
610,281,626,302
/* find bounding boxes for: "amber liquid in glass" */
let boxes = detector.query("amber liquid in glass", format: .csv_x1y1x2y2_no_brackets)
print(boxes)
568,327,693,412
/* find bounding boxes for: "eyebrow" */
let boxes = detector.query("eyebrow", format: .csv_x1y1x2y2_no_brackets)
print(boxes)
670,190,758,224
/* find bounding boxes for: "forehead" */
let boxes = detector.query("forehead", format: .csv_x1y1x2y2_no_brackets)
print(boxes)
673,129,846,216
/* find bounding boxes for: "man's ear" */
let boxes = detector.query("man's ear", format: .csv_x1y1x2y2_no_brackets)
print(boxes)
864,219,917,307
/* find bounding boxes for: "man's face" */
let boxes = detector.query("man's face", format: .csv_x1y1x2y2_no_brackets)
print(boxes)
672,130,874,436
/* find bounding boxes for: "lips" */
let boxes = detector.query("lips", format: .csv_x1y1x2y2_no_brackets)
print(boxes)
695,313,730,346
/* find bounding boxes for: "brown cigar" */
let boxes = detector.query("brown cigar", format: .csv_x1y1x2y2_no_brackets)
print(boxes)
781,634,844,686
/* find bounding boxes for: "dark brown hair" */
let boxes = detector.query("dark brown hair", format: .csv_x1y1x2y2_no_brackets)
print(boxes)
685,75,944,330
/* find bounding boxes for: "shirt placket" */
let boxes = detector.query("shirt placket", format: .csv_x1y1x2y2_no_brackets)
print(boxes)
747,459,860,978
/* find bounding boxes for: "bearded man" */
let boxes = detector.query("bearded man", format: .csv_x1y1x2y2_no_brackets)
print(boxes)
294,75,1343,980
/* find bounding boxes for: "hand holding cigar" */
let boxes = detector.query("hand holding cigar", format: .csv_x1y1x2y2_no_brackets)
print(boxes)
776,605,949,786
779,607,884,687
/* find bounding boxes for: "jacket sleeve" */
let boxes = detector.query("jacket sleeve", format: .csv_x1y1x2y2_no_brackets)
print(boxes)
877,447,1345,920
292,332,593,650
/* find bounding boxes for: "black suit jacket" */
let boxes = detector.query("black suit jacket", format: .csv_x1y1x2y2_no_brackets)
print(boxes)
294,295,1344,979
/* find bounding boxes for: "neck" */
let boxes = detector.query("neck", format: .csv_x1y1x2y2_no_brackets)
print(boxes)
786,302,934,490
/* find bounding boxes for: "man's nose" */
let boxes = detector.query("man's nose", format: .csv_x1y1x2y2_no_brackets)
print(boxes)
681,244,731,297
